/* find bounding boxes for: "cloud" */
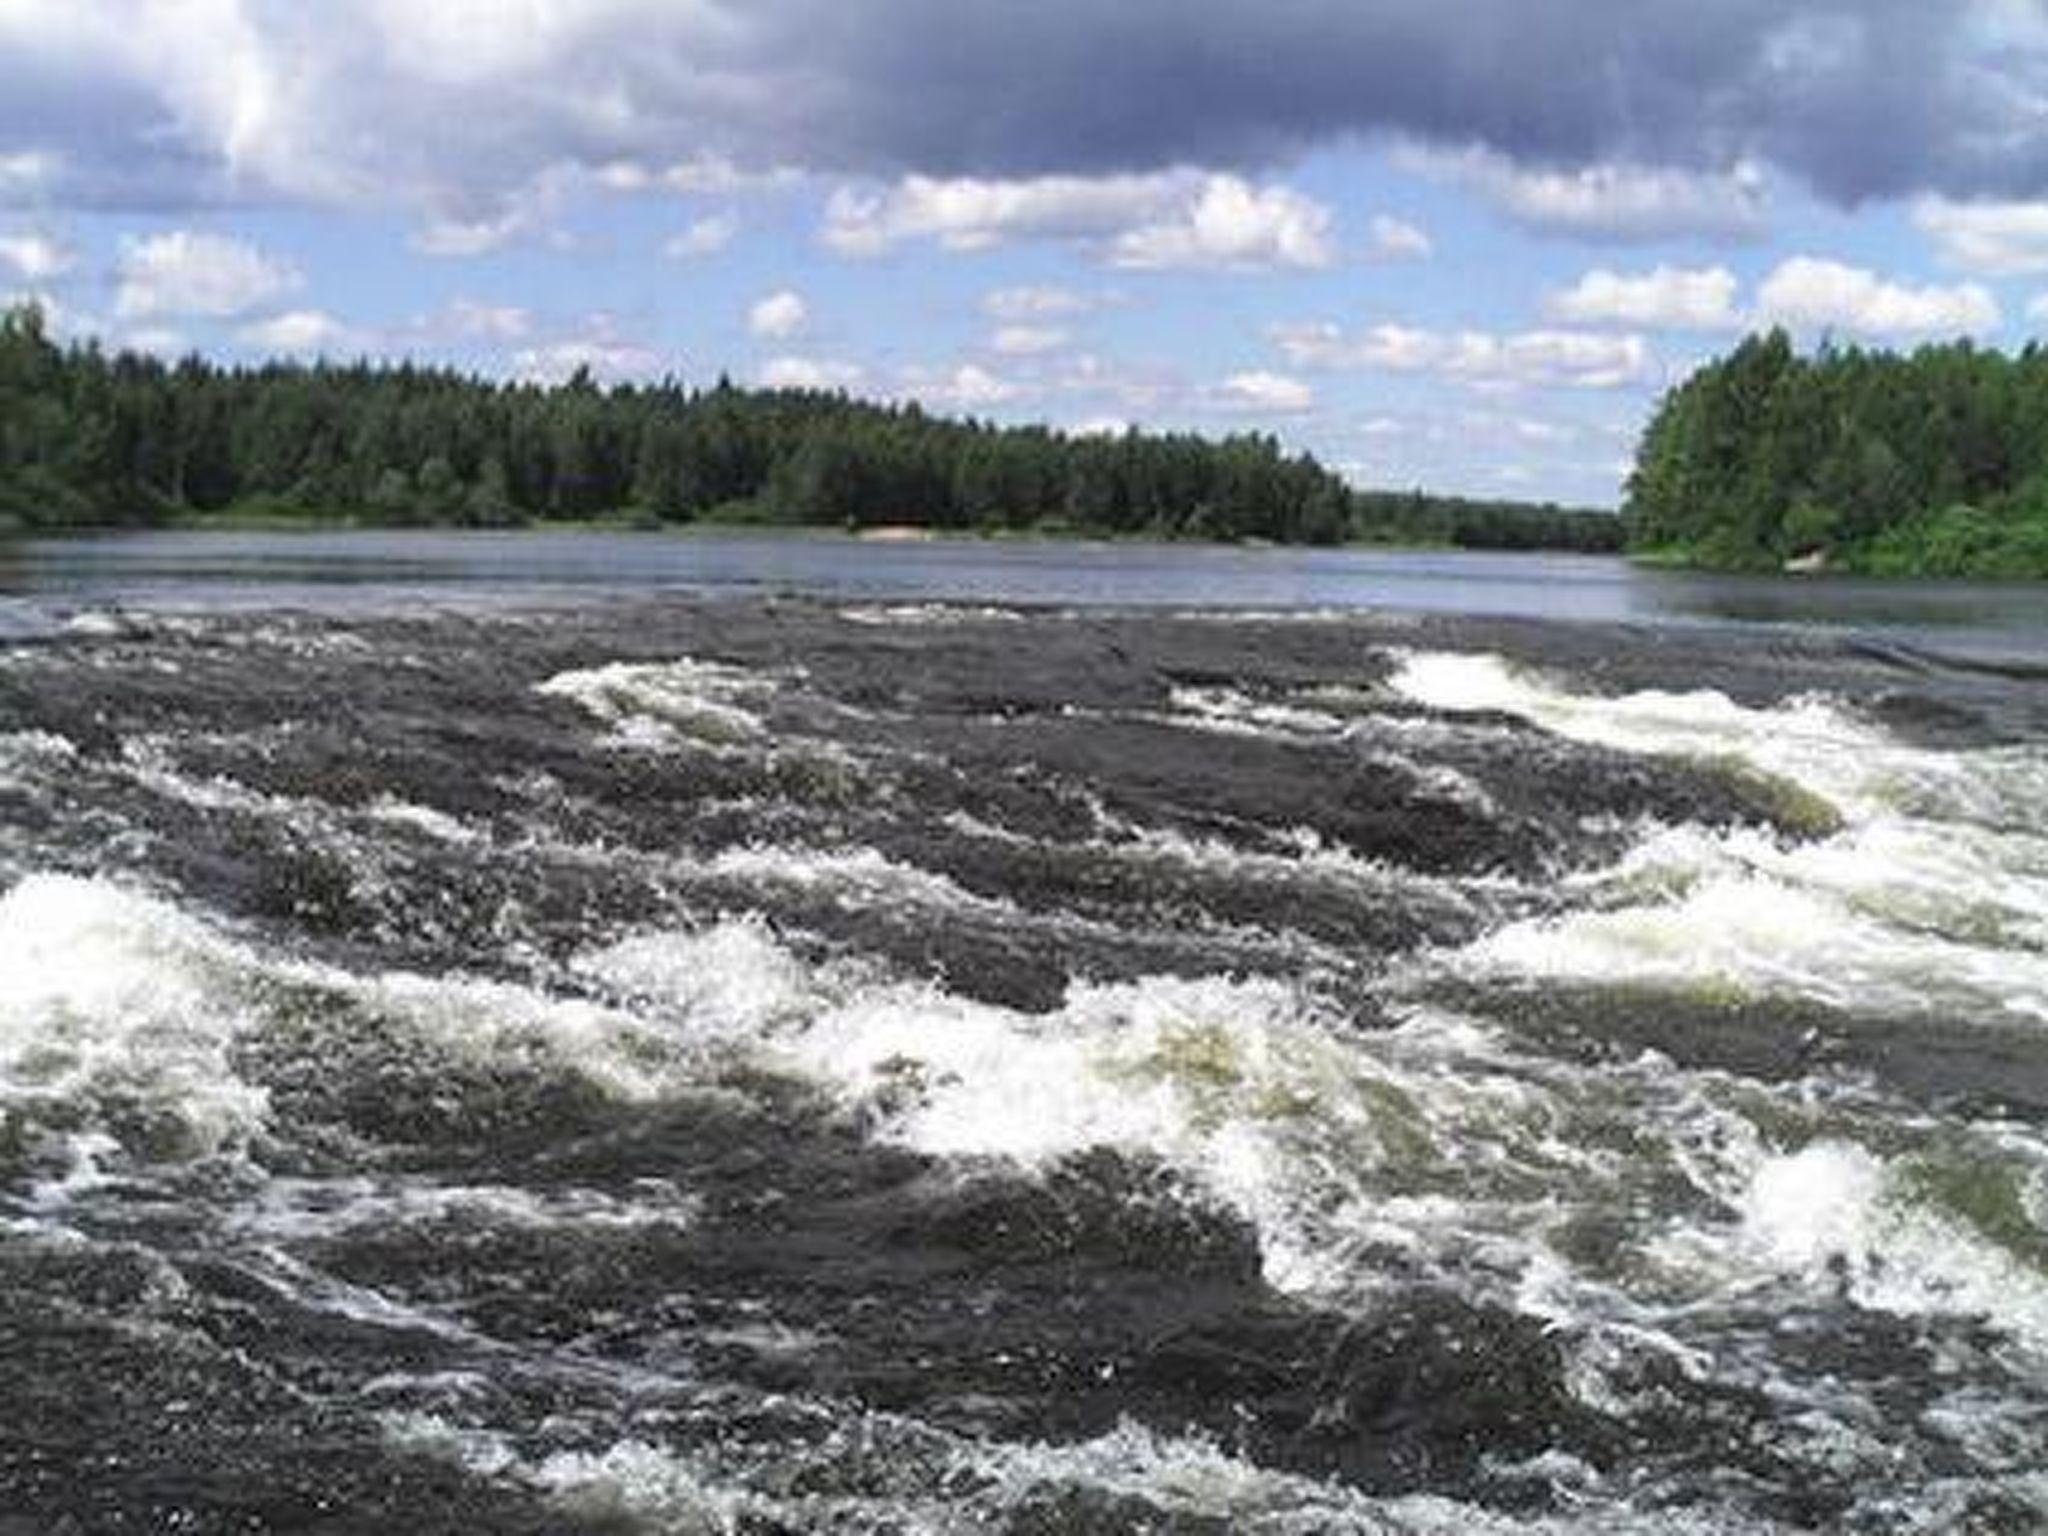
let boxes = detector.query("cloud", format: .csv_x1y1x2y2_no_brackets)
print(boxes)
1405,147,1770,241
0,233,73,282
758,355,864,390
1107,176,1334,270
825,171,1182,256
1273,321,1653,389
439,299,533,342
237,309,359,355
115,231,299,319
990,325,1068,356
118,325,189,357
1456,409,1582,445
1209,370,1315,414
1544,265,1742,330
748,289,809,339
826,170,1330,268
901,362,1027,409
1755,256,1999,336
413,210,537,259
983,285,1097,320
0,152,62,199
1366,214,1432,260
512,335,667,385
596,155,799,197
4,1,2048,228
665,213,739,258
1913,198,2048,276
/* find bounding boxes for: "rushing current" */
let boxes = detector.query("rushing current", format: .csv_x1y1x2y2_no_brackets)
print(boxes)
3,550,2047,1531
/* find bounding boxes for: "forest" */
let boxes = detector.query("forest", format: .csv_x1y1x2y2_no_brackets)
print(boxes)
0,304,1614,552
1626,329,2048,577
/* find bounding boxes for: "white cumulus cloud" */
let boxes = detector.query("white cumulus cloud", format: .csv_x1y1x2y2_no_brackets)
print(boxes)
238,309,358,355
512,335,666,385
983,285,1096,320
759,355,864,391
826,171,1331,270
1913,197,2048,275
1109,176,1334,270
824,172,1182,256
665,213,738,258
115,231,300,319
1404,146,1769,243
902,362,1026,410
1367,214,1432,260
990,325,1068,357
1545,265,1742,331
439,299,532,342
1273,321,1652,390
1756,256,1999,336
1211,370,1315,413
0,233,74,282
748,289,808,339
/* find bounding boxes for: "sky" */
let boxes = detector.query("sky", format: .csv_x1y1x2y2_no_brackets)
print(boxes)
6,3,2048,507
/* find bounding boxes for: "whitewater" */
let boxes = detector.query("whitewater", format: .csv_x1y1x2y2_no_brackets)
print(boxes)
2,591,2045,1532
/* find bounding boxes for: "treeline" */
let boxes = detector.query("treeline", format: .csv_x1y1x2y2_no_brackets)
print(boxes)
0,304,1612,550
1627,329,2048,577
1353,489,1622,553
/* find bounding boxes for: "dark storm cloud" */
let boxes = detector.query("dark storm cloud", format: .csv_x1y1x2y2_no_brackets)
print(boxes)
762,0,2010,202
1,1,2042,216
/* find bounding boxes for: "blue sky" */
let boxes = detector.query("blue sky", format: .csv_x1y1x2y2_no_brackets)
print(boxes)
7,3,2048,506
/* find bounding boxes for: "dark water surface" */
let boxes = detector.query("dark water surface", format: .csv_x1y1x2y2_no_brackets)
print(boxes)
1,538,2046,1532
3,528,2046,662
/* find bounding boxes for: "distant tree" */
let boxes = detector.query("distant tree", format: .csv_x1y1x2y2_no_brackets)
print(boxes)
0,300,1619,556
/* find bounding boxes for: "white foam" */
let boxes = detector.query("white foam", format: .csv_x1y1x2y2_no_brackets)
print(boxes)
0,874,271,1169
971,1420,1390,1529
63,609,134,639
1389,649,2047,827
972,1421,1791,1532
837,602,1025,625
535,1441,761,1529
350,968,697,1103
0,729,77,790
476,1411,1807,1534
575,916,817,1036
771,971,1693,1303
0,874,767,1187
1457,824,2048,1022
704,843,1021,920
235,1175,699,1244
539,657,785,746
1736,1140,2048,1349
1170,683,1354,739
365,796,478,844
1396,652,2048,1026
1110,821,1491,917
594,916,2032,1354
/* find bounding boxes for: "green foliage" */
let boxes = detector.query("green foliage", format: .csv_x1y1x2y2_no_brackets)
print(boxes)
1626,330,2048,577
0,302,1610,551
1351,489,1622,553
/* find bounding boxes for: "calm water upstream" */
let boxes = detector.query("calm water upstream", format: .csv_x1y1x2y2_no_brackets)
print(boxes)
2,531,2046,1531
2,528,2046,661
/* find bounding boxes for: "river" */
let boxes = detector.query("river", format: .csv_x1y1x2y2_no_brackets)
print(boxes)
1,533,2045,1532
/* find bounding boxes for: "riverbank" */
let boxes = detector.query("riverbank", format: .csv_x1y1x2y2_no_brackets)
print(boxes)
128,504,1485,555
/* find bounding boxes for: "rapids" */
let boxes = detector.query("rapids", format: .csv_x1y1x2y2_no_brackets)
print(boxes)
1,596,2044,1532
